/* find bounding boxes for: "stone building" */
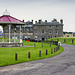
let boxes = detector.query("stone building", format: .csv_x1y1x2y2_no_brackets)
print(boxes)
63,33,73,37
33,19,63,41
0,10,63,41
22,19,63,41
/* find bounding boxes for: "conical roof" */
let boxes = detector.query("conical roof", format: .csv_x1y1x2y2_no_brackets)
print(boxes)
0,10,25,25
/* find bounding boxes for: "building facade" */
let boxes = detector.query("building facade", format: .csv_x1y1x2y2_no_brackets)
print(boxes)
21,19,63,41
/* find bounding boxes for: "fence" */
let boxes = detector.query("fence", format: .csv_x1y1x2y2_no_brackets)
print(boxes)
15,46,60,61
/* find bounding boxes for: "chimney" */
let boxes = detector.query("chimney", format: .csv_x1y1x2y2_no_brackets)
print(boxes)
38,20,42,24
35,21,37,24
60,19,63,24
53,18,57,21
23,19,24,22
45,20,47,22
31,20,33,24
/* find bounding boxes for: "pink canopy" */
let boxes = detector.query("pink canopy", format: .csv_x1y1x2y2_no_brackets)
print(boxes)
0,15,25,24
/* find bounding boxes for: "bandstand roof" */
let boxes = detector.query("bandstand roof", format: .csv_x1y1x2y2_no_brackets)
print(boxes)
0,10,25,25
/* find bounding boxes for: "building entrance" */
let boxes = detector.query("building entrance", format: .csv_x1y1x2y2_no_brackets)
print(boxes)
42,36,45,41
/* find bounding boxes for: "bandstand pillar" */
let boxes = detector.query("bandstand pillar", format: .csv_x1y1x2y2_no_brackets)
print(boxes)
14,27,16,43
9,25,11,43
2,26,4,42
20,25,22,43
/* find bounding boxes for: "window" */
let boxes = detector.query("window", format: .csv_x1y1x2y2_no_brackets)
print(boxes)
25,36,27,39
49,31,51,33
30,27,33,31
26,28,29,32
49,26,51,28
35,30,38,34
11,26,13,29
55,36,56,37
56,31,58,34
48,36,50,38
12,35,18,39
28,36,30,39
42,30,44,33
16,25,20,31
22,27,25,31
20,35,22,39
56,25,58,27
35,36,37,40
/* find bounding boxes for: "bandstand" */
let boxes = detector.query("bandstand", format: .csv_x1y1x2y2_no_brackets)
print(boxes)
0,10,25,47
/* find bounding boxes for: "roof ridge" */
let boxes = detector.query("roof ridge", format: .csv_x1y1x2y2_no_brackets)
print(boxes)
7,16,11,22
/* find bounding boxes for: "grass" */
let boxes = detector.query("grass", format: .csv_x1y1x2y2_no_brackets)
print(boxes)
0,37,20,42
0,41,63,66
48,37,75,45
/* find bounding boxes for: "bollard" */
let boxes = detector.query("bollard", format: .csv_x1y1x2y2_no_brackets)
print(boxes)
57,47,58,51
46,49,48,55
64,39,66,43
58,46,59,50
15,53,17,61
57,46,59,50
72,39,74,43
54,48,55,53
57,39,59,41
42,44,43,47
39,50,41,57
50,44,51,47
28,52,30,58
34,44,35,47
51,48,53,54
56,47,57,52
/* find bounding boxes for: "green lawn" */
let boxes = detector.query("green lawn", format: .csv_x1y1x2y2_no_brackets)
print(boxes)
0,41,63,66
48,37,75,45
0,37,20,42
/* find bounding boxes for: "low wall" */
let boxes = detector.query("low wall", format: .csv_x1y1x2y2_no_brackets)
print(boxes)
0,42,23,47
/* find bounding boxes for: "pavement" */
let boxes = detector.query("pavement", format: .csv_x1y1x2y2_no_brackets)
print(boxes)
0,44,75,75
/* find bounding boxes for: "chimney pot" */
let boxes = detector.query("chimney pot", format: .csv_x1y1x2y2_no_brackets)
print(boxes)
60,19,63,24
45,20,47,22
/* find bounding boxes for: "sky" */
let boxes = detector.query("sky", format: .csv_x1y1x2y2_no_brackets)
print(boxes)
0,0,75,32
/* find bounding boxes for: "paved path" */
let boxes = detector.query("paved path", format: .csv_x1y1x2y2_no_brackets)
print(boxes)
0,44,75,75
